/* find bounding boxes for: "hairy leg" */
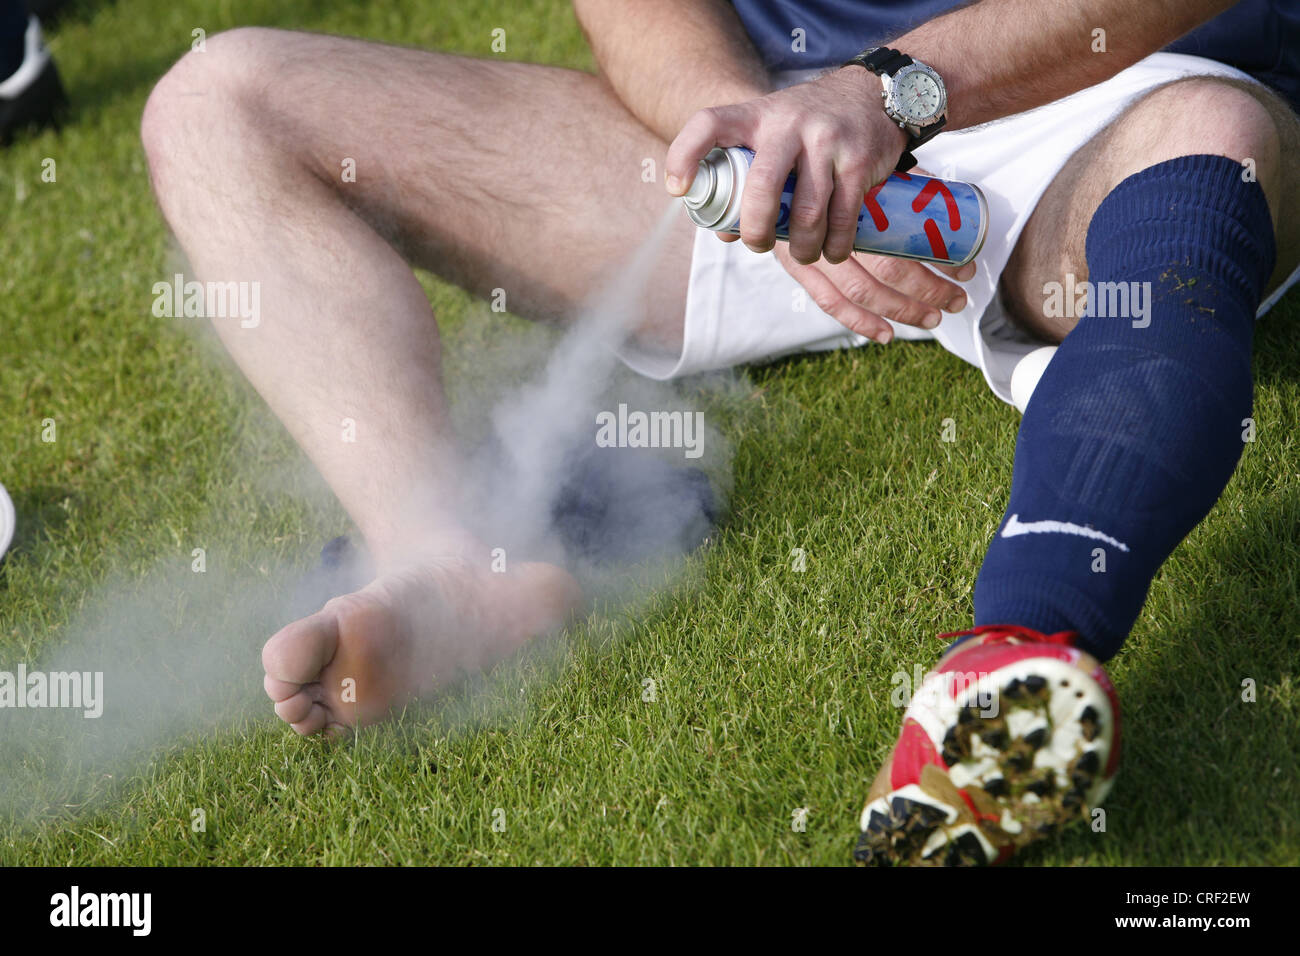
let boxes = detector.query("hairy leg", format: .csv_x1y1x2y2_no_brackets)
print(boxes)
143,27,691,563
1002,77,1299,342
141,28,693,733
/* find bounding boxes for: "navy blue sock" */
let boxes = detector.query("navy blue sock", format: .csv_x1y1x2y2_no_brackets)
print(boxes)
0,2,28,81
973,154,1276,661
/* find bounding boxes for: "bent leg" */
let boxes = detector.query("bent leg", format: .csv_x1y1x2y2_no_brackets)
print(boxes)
978,77,1297,660
1001,77,1299,343
143,27,692,564
141,28,693,733
854,79,1297,866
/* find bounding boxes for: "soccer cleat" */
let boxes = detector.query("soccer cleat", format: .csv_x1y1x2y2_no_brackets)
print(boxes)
854,624,1120,866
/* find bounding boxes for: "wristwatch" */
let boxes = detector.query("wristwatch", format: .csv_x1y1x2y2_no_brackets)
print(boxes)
844,47,947,172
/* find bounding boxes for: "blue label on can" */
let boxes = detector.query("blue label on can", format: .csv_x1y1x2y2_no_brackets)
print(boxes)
729,147,983,266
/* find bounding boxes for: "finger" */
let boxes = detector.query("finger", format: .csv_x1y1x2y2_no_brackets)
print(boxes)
823,158,871,264
786,150,833,265
822,256,942,329
738,136,800,253
715,232,742,243
783,257,894,343
858,252,970,314
930,259,979,282
665,106,753,196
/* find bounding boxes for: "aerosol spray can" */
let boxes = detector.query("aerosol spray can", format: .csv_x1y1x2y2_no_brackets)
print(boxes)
682,146,987,267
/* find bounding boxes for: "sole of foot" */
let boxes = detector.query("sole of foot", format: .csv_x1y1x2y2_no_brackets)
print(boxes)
261,556,582,737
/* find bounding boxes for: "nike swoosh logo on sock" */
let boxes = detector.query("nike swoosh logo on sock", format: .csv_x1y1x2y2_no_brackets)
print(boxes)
999,514,1130,553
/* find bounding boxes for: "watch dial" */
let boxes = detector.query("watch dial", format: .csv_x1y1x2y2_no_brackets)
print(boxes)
897,72,941,121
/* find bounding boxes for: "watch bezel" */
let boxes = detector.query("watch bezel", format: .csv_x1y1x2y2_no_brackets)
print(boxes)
884,61,947,129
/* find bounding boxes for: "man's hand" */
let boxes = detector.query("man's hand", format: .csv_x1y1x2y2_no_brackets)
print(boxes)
664,72,968,343
665,68,908,266
774,243,974,344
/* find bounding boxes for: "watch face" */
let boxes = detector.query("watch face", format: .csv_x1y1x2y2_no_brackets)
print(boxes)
895,70,942,122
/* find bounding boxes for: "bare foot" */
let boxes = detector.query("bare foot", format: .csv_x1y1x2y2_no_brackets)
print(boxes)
261,555,583,736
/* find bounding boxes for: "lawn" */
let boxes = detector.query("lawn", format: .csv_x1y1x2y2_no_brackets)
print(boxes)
1,0,1297,866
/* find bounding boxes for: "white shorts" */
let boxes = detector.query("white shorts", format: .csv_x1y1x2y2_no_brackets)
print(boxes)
620,53,1300,407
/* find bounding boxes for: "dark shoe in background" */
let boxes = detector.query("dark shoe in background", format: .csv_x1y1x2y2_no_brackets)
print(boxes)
25,1,69,20
1,13,67,145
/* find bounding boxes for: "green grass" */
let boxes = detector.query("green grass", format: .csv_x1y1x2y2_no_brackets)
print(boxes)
1,0,1298,866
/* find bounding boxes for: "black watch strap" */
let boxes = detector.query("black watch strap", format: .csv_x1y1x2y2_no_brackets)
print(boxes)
854,46,912,77
845,47,944,173
911,113,947,147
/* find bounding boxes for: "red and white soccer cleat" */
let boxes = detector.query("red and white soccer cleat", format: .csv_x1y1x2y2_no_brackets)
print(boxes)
854,624,1121,866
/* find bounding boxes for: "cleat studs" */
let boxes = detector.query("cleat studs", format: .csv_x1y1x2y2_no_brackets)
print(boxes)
944,831,988,867
890,795,950,830
942,727,963,766
1079,705,1101,741
985,729,1009,749
1025,777,1054,797
1075,750,1101,775
853,836,877,865
983,777,1009,798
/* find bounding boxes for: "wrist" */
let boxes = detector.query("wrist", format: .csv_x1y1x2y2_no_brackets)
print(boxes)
871,95,912,155
664,78,772,141
833,66,908,153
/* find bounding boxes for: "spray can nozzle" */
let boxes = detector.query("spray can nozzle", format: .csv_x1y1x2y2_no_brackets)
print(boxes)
679,148,739,229
682,159,716,209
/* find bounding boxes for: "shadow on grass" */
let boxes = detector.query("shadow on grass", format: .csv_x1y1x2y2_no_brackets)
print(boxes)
1251,290,1300,390
1,484,77,566
1038,488,1300,865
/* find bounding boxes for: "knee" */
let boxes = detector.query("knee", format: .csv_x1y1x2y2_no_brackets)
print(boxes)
140,28,279,190
1126,78,1282,189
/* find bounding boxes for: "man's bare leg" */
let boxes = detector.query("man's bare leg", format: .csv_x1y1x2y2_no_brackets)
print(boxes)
141,28,695,735
1002,77,1300,342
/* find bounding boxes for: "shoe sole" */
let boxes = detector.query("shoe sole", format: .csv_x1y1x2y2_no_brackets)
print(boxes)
855,656,1116,866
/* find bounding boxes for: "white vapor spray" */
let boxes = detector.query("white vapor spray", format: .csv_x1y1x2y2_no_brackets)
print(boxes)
461,204,731,579
0,203,738,830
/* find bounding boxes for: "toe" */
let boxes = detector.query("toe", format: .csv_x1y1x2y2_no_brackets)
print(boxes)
262,608,341,686
290,702,331,737
264,673,301,703
274,689,318,725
